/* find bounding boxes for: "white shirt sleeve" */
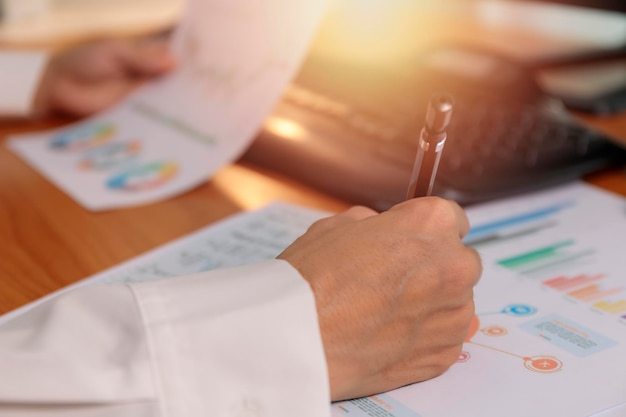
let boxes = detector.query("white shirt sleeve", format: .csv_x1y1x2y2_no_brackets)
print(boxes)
0,259,331,417
0,51,48,116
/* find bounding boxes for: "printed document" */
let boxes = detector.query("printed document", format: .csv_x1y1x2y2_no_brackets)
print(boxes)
2,181,625,416
7,0,327,211
333,182,626,417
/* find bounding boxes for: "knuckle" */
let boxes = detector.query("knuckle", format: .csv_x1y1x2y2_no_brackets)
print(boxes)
306,216,333,234
396,197,455,229
344,205,377,218
308,205,375,233
420,198,460,230
445,246,483,288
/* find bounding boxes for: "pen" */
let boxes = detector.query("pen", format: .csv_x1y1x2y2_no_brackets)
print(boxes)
406,93,454,199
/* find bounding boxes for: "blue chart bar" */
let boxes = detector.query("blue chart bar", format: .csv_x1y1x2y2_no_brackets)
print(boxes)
465,202,572,245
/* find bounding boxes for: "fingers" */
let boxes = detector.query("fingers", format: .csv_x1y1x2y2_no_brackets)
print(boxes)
339,205,379,220
118,38,177,77
389,197,471,239
307,198,468,240
292,199,482,401
450,244,483,289
306,205,377,236
48,77,138,117
36,37,177,117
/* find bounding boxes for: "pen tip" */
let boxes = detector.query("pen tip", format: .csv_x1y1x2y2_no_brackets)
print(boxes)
425,93,454,134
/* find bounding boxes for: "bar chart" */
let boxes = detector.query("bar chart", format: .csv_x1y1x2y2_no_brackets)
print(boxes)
542,273,626,315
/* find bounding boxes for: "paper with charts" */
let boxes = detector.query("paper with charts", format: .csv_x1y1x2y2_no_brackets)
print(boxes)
333,182,626,417
7,0,327,211
1,182,625,416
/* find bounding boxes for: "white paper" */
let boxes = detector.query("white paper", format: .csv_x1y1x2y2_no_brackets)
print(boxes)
3,181,625,416
332,182,626,417
0,201,328,324
6,0,327,211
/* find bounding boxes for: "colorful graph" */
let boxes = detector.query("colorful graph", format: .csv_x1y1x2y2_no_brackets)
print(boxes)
79,140,142,171
542,274,626,314
107,161,179,191
47,121,179,193
496,240,594,274
50,122,115,151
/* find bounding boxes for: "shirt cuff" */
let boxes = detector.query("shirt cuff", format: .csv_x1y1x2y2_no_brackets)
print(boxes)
131,259,331,417
0,51,48,116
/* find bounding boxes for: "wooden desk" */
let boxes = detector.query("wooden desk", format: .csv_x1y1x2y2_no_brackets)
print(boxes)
0,118,349,315
3,5,626,323
1,114,626,317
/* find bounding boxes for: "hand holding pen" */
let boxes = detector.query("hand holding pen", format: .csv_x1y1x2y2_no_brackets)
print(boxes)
406,93,454,199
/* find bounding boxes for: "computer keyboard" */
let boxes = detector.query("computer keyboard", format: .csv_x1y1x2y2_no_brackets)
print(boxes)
242,45,626,210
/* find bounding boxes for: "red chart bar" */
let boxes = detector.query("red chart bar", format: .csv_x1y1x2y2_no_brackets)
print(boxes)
542,274,604,291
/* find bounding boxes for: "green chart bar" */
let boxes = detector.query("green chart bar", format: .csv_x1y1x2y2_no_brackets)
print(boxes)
497,240,575,270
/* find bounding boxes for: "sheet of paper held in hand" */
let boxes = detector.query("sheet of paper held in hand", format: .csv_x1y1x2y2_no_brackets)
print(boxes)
6,0,327,211
2,181,625,417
